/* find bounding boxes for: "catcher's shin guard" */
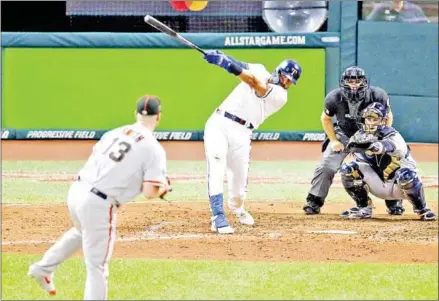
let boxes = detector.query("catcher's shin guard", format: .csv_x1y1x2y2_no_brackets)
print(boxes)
340,162,369,208
395,168,427,211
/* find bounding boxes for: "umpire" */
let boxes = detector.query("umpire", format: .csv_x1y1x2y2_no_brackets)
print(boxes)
303,66,405,215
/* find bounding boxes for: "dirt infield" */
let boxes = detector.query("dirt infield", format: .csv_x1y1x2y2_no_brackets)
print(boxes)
2,141,438,263
2,140,438,162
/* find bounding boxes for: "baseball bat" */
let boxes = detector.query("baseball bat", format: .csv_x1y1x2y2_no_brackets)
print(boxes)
144,15,206,55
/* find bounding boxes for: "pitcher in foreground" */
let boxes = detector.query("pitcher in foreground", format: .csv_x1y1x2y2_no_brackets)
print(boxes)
202,50,302,234
28,95,172,299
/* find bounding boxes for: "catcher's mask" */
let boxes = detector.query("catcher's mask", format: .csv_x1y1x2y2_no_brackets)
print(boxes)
362,102,387,134
340,66,369,103
271,59,302,89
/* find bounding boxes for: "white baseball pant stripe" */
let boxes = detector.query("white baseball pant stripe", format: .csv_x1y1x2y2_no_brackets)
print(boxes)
204,113,252,212
34,181,117,300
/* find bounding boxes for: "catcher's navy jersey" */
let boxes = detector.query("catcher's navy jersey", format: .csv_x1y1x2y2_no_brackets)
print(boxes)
324,86,390,137
354,126,416,181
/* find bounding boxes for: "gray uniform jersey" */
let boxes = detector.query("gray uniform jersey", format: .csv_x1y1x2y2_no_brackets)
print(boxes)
78,122,168,204
354,127,416,181
350,127,417,200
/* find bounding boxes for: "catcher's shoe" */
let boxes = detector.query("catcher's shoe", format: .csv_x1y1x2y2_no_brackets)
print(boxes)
416,208,437,221
342,198,373,217
28,264,56,295
340,207,359,217
211,214,234,234
234,210,255,226
348,206,372,219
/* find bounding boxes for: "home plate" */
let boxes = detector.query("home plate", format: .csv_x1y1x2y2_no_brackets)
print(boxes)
308,230,358,235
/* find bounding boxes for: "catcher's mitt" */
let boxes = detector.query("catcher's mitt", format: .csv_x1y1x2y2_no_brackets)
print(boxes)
346,131,378,153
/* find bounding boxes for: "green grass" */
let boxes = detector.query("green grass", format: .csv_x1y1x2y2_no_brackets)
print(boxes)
2,160,438,204
2,254,438,300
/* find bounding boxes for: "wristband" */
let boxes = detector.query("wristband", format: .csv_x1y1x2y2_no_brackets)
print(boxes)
226,61,243,76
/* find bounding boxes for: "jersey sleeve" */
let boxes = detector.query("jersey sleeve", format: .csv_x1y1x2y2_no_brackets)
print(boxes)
386,132,408,159
143,144,168,187
247,63,271,82
324,91,338,117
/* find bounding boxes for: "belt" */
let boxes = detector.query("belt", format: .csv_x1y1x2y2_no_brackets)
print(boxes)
216,109,254,130
77,176,120,208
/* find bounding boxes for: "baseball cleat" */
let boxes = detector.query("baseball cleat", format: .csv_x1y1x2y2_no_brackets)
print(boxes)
235,210,254,226
303,204,321,215
417,208,437,221
340,207,359,217
387,207,405,216
28,264,56,295
211,214,235,234
348,206,372,219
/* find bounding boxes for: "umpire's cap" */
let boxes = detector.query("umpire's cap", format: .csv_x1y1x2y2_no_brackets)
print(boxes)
136,95,161,116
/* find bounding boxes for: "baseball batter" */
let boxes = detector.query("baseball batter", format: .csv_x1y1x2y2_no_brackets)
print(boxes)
28,96,172,300
340,102,437,221
303,66,406,216
202,50,302,234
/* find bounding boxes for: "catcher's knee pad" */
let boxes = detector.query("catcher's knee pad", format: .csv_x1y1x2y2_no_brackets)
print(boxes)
396,168,426,210
396,168,418,187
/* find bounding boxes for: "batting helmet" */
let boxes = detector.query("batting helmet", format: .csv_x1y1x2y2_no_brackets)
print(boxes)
272,59,302,87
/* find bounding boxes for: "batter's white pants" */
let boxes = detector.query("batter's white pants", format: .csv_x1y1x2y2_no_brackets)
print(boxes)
204,112,253,213
33,180,118,300
357,162,404,200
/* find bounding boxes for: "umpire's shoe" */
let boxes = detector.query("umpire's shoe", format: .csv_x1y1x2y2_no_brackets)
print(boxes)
303,194,324,215
387,207,405,216
386,200,405,216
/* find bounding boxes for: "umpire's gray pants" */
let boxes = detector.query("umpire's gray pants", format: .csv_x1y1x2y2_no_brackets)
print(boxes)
309,133,350,199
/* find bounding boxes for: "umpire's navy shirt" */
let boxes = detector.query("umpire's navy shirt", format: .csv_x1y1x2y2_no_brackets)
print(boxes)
324,86,390,138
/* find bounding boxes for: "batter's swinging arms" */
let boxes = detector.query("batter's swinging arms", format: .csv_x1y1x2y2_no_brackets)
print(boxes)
28,96,172,300
202,50,302,234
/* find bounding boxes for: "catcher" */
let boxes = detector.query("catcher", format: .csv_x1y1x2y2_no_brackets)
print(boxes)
339,102,436,221
303,66,405,216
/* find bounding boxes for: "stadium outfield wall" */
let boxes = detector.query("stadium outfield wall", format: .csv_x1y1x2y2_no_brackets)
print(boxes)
1,32,338,142
1,23,437,143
